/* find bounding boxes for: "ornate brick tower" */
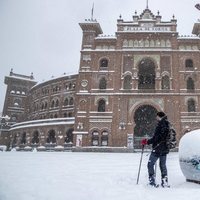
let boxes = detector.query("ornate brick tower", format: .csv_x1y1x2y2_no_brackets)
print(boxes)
2,69,37,123
1,69,37,146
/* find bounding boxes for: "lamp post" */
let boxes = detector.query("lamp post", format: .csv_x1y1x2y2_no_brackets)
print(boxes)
195,3,200,11
0,115,10,137
193,3,200,37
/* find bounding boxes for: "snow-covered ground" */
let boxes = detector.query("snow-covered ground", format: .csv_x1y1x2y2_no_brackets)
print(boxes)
0,152,200,200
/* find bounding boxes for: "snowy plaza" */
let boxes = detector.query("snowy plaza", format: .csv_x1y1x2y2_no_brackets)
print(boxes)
0,152,200,200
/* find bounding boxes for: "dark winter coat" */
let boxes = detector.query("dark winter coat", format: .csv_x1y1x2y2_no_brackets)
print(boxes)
147,116,170,155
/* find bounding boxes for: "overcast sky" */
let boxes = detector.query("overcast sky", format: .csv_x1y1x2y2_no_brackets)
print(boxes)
0,0,199,113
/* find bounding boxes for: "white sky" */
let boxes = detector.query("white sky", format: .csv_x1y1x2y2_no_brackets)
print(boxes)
0,0,199,113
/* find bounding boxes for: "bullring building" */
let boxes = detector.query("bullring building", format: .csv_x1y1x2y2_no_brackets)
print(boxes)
1,6,200,151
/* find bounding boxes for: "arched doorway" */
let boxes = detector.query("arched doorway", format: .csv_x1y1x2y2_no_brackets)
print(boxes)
65,128,74,143
134,105,158,148
138,58,156,89
46,129,56,144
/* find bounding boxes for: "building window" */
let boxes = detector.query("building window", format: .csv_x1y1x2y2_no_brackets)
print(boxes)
12,134,17,146
98,99,106,112
68,112,73,117
123,75,132,89
161,75,170,90
41,103,44,110
80,100,86,111
100,58,108,68
99,77,107,89
188,99,196,112
46,130,56,144
69,97,74,105
55,99,59,107
138,58,156,89
32,131,39,144
185,59,193,68
45,102,48,109
187,77,195,91
65,128,74,143
69,83,72,90
21,132,26,144
13,98,21,107
101,131,108,146
51,100,55,108
64,98,69,106
92,131,99,146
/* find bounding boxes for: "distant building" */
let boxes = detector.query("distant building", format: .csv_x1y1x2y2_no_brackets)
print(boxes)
1,70,77,151
1,7,200,151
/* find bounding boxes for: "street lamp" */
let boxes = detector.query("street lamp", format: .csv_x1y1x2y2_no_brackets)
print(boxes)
0,115,10,137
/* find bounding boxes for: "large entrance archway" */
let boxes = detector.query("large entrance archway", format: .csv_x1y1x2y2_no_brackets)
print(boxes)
133,105,158,148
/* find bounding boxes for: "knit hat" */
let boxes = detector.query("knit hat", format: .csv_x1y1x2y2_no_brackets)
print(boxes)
157,111,166,118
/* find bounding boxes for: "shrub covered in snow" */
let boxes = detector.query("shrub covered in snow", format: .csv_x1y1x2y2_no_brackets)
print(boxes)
0,145,7,151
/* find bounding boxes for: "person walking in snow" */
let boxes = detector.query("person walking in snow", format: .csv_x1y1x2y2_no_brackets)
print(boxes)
141,111,170,187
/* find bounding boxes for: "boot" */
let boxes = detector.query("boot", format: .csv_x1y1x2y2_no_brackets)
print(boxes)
149,176,158,187
161,176,170,188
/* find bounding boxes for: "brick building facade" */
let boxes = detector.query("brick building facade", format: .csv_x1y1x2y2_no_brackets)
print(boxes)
74,7,200,149
1,7,200,151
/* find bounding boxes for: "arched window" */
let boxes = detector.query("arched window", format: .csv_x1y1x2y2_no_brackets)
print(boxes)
63,113,67,118
68,112,73,117
45,102,48,109
64,98,69,106
51,100,55,108
65,128,74,143
13,99,21,107
54,113,58,118
187,77,195,91
138,58,156,89
161,75,170,89
98,99,106,112
55,99,59,107
99,77,107,89
69,97,74,105
69,83,72,90
80,100,86,111
101,131,108,146
185,59,193,68
134,40,139,47
21,132,26,144
100,58,108,68
92,131,99,146
123,39,128,47
46,130,56,144
41,103,44,110
12,134,17,146
188,99,196,112
144,40,149,47
124,75,132,89
32,131,39,144
150,40,154,47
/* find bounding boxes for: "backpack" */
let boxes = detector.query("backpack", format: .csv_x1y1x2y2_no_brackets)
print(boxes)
166,123,177,150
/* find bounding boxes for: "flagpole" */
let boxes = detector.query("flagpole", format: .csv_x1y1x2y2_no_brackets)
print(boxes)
91,3,94,20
